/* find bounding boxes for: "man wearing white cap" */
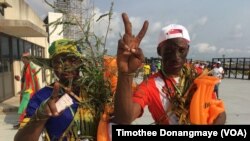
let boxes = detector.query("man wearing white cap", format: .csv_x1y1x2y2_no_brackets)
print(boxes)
211,61,225,98
113,13,226,125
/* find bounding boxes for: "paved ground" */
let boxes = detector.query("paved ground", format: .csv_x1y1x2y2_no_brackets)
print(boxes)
219,78,250,124
0,78,250,140
0,112,18,141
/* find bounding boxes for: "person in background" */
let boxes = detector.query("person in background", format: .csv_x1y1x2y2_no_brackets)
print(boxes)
112,13,226,125
156,60,161,72
13,52,40,129
143,62,150,80
211,61,224,99
150,61,157,75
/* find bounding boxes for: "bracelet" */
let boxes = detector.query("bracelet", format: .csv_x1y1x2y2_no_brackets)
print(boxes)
119,72,136,76
34,109,49,121
34,101,49,121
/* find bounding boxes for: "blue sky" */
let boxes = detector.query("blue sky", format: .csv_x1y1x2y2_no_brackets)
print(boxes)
29,0,250,61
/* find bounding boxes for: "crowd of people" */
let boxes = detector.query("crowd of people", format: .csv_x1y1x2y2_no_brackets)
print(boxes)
14,12,226,141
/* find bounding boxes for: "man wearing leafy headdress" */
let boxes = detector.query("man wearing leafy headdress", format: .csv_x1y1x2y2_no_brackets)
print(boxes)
14,39,114,141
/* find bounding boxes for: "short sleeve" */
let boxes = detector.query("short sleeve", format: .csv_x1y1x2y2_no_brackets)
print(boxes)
26,87,53,117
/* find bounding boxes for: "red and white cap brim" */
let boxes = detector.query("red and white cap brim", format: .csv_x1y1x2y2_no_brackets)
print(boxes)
158,24,190,46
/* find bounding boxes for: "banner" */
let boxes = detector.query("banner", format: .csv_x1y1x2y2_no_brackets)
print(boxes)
112,125,249,140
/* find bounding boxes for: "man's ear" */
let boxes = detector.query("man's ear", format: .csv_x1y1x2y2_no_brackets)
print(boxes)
186,44,190,53
157,47,161,56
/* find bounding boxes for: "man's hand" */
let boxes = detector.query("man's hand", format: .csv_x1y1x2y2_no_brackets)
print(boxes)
213,112,226,125
38,82,61,118
117,13,149,74
15,75,20,81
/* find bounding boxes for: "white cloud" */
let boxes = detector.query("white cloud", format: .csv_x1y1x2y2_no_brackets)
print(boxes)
193,43,216,53
93,9,121,39
191,33,197,41
150,22,162,33
188,16,208,32
197,17,208,25
93,10,162,55
230,24,243,39
247,46,250,53
218,48,241,54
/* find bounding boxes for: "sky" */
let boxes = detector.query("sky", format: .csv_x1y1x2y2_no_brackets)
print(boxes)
28,0,250,61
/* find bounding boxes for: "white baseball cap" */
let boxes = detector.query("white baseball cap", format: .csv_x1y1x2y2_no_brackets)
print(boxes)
217,61,221,64
157,24,190,46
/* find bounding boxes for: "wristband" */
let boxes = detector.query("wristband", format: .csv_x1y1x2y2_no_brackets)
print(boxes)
34,100,49,121
119,72,136,77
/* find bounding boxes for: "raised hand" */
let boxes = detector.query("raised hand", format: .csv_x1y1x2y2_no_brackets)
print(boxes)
14,75,20,81
36,82,61,119
38,82,74,119
45,82,60,116
117,13,149,74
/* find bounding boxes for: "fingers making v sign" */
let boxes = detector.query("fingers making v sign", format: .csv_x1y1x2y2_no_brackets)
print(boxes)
117,13,149,74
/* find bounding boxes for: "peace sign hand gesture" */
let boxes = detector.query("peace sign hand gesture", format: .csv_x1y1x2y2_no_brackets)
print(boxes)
117,13,149,74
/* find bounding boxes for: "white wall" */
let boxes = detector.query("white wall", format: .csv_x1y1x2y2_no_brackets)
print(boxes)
48,12,63,45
